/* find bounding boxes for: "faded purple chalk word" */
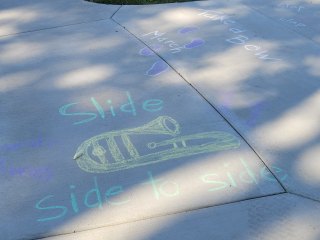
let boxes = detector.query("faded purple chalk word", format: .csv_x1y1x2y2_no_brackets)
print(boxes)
0,158,53,182
0,138,58,154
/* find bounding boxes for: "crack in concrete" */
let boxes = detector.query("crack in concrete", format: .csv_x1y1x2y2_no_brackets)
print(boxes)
110,16,288,193
241,3,320,48
33,192,288,240
111,5,123,18
288,191,320,204
0,18,113,38
0,4,122,38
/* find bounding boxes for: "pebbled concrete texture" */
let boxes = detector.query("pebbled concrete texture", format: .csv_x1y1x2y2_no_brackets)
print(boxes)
114,0,320,201
45,193,320,240
0,0,319,239
0,0,120,36
233,0,320,45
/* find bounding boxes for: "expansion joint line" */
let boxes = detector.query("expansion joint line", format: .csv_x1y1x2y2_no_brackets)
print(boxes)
0,18,113,38
110,17,287,193
288,192,320,203
110,17,178,75
34,192,287,240
111,5,123,18
172,85,288,193
242,3,320,48
0,5,122,38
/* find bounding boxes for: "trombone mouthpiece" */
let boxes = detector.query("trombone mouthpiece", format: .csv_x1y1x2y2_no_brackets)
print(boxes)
73,151,83,160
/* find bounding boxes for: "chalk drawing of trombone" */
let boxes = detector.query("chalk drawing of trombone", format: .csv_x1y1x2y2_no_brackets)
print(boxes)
73,116,240,173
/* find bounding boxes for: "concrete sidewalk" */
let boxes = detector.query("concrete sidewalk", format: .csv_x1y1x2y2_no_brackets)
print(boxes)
0,0,319,239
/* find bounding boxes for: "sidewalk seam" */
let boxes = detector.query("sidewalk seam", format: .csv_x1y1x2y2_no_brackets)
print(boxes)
0,4,123,38
111,5,123,18
110,17,288,193
288,192,320,203
33,192,287,240
0,17,115,39
240,3,320,48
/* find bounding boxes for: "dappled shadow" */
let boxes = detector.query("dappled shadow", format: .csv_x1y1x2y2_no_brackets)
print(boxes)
111,0,320,239
0,0,119,36
112,0,320,198
0,0,320,239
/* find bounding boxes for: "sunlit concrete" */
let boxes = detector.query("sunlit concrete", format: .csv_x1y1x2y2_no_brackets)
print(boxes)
0,0,119,36
1,0,320,239
233,0,320,45
114,0,320,202
46,194,320,240
0,2,283,239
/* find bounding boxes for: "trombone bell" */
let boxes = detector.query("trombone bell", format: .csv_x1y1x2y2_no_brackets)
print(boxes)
73,116,240,173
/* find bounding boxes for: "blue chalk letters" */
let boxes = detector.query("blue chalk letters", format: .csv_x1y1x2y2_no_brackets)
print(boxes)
35,161,288,222
35,176,130,222
59,92,163,125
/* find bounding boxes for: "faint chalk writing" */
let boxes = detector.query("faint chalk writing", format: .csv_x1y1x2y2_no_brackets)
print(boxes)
141,29,205,54
141,31,183,53
197,9,281,61
34,160,287,222
140,27,205,76
279,18,306,28
59,92,163,125
0,137,58,154
73,116,240,173
201,158,288,191
0,158,53,181
278,3,305,13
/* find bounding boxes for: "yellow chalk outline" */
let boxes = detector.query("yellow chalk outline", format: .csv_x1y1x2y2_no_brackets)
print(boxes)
74,116,240,173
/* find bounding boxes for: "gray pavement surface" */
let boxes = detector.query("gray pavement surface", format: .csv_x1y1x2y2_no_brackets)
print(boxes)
0,0,319,239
